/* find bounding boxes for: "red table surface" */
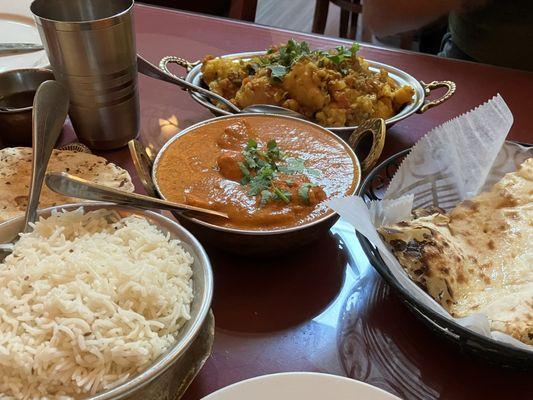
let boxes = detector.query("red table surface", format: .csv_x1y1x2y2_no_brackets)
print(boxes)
60,4,533,400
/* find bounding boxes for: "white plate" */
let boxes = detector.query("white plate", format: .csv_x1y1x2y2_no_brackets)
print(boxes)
0,0,49,73
201,372,401,400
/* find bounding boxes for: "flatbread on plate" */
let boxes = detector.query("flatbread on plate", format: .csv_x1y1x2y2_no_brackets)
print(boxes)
0,147,134,222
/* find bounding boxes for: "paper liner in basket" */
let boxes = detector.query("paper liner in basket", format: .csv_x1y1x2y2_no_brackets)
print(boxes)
328,95,533,352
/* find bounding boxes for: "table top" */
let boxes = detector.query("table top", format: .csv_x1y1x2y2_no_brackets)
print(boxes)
69,4,533,399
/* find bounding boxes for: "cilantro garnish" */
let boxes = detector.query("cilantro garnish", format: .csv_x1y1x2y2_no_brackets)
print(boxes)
269,64,288,82
297,182,317,204
279,157,321,177
323,43,360,66
238,139,319,206
246,39,360,81
260,189,273,206
273,186,291,203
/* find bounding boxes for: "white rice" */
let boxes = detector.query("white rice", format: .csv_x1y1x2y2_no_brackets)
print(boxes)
0,208,194,399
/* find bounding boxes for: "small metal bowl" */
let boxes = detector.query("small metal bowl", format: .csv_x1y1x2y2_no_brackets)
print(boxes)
0,68,55,147
150,114,384,255
0,202,214,399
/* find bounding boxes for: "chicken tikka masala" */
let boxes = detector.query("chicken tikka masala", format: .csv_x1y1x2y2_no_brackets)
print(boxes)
155,116,357,230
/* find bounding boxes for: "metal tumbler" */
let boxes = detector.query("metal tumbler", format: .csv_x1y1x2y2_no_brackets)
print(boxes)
31,0,139,150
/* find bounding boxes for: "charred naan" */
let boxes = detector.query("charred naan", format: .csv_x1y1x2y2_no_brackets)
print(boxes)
379,158,533,344
0,147,134,222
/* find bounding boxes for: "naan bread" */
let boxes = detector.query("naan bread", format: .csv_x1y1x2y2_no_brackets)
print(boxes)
0,147,134,222
379,158,533,344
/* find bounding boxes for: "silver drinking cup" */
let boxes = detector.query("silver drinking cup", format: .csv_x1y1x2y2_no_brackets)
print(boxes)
31,0,139,150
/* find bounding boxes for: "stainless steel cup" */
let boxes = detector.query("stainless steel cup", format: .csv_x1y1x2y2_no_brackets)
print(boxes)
31,0,139,150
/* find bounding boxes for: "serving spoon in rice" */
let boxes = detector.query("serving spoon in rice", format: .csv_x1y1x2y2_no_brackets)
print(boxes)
0,80,70,258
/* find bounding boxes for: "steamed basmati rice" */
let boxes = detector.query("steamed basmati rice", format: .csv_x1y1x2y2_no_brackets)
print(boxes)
0,208,194,399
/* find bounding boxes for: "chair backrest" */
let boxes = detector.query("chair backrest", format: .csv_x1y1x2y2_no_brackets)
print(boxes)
330,0,362,13
229,0,258,21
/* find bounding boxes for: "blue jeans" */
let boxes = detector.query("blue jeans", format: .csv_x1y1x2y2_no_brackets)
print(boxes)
438,32,476,62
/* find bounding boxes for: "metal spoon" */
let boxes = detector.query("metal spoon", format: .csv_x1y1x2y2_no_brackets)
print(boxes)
137,54,241,113
137,55,307,120
239,104,308,119
23,81,70,232
0,80,69,256
0,43,44,55
45,172,229,219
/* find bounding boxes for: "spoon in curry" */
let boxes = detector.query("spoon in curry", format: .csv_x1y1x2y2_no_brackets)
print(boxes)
137,55,308,120
45,172,229,219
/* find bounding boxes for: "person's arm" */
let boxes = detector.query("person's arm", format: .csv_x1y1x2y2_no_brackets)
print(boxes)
363,0,483,37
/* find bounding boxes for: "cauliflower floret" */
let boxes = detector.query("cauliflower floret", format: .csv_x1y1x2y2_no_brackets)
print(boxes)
234,74,287,108
201,56,248,101
315,104,347,127
393,85,415,108
283,61,329,112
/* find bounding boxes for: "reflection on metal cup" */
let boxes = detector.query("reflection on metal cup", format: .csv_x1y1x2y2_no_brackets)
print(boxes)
31,0,139,150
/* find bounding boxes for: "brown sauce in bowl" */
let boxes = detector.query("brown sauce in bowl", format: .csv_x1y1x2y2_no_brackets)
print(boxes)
0,90,36,109
155,115,358,231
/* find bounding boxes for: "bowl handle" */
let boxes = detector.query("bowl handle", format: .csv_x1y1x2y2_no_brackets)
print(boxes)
159,56,201,74
417,80,456,113
128,139,157,198
348,118,386,173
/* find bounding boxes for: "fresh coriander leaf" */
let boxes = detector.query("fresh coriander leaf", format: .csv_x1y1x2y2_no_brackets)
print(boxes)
266,139,282,161
238,162,251,182
278,157,306,174
246,138,257,149
305,167,321,177
285,179,294,187
350,42,360,56
298,183,316,204
279,157,322,177
328,54,341,64
269,64,287,81
273,186,291,203
248,165,276,195
260,189,273,206
244,154,257,169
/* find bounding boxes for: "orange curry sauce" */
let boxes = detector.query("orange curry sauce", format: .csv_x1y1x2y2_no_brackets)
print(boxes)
155,116,357,230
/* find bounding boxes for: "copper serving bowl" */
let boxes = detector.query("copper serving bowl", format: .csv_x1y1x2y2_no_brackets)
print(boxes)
150,114,384,255
159,51,456,138
0,203,214,399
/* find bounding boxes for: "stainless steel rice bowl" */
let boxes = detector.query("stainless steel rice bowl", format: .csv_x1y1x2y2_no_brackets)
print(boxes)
0,202,213,400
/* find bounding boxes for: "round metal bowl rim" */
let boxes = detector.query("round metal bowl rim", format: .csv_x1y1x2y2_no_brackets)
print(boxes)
30,0,134,25
0,67,54,114
356,145,533,361
0,202,214,399
183,50,426,132
152,113,361,236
